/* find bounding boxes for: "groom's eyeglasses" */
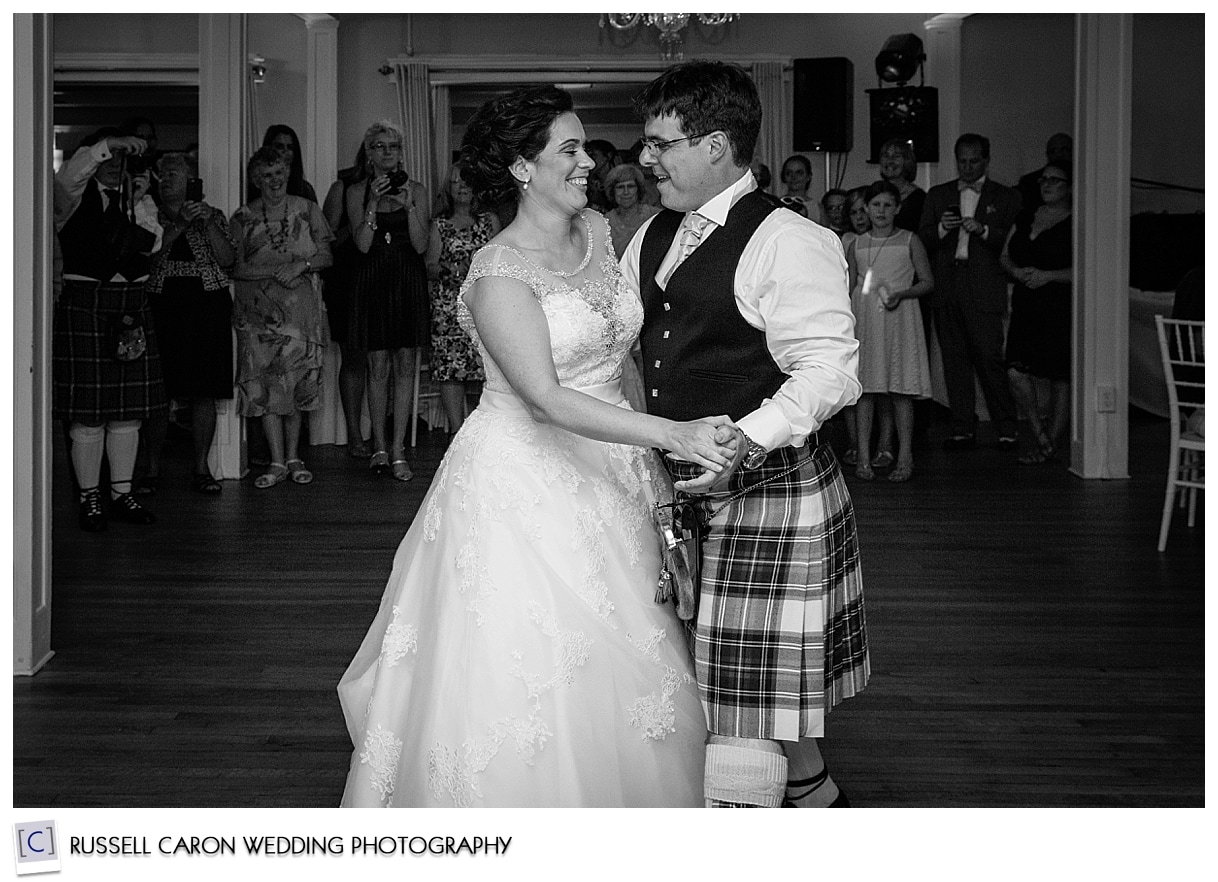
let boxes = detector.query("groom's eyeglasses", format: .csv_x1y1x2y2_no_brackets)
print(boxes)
640,133,712,155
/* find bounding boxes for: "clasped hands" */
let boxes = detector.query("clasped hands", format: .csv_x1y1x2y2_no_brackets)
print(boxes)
273,259,313,287
1015,267,1051,289
665,415,747,494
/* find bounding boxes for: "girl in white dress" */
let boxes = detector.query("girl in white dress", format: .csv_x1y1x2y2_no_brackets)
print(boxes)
338,86,736,807
846,180,934,482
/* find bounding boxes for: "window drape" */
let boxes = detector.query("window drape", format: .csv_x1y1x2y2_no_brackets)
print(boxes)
751,61,790,197
393,61,434,202
430,83,451,210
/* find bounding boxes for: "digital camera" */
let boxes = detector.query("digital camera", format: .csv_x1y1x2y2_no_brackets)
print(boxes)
385,169,409,194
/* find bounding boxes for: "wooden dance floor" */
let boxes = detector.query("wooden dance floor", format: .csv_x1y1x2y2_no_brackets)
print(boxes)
13,410,1205,807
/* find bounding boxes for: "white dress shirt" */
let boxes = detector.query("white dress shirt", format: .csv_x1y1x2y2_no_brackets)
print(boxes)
56,141,164,282
620,170,859,453
945,175,988,260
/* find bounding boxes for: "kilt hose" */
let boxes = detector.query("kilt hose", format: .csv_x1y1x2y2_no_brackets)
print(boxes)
53,279,167,423
667,438,869,742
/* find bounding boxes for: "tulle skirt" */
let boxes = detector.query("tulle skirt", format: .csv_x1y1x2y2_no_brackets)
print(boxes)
338,380,706,807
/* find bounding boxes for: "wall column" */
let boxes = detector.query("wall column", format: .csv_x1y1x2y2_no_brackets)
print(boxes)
301,14,339,194
13,13,55,675
299,13,345,447
922,13,966,188
199,13,248,479
1071,13,1132,479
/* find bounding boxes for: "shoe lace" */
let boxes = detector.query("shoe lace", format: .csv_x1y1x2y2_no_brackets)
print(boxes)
82,490,103,517
115,493,146,515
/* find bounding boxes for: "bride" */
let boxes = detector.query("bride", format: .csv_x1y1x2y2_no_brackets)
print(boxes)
337,86,735,807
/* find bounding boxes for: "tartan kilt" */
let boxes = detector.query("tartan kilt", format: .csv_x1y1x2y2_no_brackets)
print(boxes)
53,279,167,423
668,439,869,741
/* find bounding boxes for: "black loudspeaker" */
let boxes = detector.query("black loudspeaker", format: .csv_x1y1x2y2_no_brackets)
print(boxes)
793,57,853,153
867,86,939,163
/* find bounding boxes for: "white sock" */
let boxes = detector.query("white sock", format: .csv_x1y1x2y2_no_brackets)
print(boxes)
69,422,105,496
703,738,788,808
105,420,141,498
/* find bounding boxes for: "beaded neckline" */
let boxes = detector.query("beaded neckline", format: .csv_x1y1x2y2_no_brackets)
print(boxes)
261,199,292,254
496,212,594,279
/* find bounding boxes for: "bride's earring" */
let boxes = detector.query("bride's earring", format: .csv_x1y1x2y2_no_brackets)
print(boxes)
522,180,529,191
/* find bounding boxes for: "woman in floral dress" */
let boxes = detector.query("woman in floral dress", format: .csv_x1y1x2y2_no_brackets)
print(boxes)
425,161,500,432
230,147,333,488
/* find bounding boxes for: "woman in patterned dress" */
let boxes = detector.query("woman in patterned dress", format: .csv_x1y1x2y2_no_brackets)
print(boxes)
230,147,333,488
425,161,500,433
143,152,236,494
338,86,737,807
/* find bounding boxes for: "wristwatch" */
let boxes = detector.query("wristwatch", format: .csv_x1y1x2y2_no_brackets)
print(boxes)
741,434,768,469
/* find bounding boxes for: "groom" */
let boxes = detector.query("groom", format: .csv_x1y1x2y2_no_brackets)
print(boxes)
621,61,868,808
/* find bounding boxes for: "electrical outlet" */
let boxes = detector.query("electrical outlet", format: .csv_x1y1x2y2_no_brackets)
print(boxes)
1096,384,1116,413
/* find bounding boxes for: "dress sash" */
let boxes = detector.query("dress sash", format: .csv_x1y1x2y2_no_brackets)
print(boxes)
477,376,625,418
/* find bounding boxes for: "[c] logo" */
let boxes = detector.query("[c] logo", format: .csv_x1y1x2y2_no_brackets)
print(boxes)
12,820,61,875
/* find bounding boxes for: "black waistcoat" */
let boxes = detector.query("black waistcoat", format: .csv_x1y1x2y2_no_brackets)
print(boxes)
59,178,153,281
637,190,786,422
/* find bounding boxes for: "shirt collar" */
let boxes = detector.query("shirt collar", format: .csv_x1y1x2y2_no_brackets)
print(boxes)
959,175,988,191
691,170,756,227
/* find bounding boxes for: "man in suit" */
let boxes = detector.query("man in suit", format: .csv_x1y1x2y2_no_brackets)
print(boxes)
919,133,1022,449
620,61,868,808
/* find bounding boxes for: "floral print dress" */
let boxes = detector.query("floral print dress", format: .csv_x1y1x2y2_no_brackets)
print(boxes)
230,195,331,417
428,214,495,382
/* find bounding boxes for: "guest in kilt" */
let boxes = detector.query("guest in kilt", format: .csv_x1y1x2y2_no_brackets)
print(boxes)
623,61,868,807
54,128,166,532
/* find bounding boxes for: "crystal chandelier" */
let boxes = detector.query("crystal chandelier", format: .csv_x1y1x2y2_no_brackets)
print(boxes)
600,13,741,61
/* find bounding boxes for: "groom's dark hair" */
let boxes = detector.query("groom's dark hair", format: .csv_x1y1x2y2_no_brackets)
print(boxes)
632,61,761,166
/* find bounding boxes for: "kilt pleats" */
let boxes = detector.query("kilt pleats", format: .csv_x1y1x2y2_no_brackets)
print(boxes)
670,440,869,741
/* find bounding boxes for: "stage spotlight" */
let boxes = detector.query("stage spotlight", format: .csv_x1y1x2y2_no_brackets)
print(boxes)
875,33,925,86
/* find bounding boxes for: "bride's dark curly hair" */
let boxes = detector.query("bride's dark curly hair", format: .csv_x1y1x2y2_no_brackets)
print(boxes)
460,85,574,209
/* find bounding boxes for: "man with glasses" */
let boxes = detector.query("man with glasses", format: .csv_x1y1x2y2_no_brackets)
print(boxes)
918,134,1023,450
620,61,868,809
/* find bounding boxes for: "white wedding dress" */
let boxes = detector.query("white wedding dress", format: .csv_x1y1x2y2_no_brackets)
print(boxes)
338,211,706,807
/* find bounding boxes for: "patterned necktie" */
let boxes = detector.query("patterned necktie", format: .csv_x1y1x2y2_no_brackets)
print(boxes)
676,212,711,265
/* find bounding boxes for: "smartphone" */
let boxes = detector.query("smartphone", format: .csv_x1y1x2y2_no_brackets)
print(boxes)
186,178,204,202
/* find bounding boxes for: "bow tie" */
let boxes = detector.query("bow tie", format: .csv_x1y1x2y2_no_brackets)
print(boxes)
958,180,982,193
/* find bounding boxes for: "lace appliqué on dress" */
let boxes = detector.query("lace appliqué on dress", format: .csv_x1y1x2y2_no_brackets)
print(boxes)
427,602,590,806
626,627,695,741
457,211,643,394
359,724,404,806
380,606,419,668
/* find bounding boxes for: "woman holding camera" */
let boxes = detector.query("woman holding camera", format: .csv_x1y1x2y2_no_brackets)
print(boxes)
345,120,431,482
142,152,236,494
